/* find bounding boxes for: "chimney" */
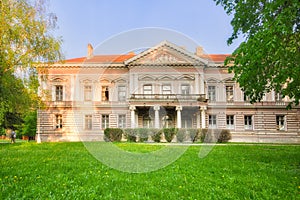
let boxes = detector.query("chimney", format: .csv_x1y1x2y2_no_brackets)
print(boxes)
87,43,93,59
195,46,204,56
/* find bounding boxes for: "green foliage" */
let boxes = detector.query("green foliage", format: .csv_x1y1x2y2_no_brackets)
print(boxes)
1,143,299,199
104,128,123,142
138,128,149,142
0,0,63,124
202,129,231,143
214,0,300,107
22,111,37,137
176,129,187,143
123,128,137,142
163,128,177,142
150,128,162,142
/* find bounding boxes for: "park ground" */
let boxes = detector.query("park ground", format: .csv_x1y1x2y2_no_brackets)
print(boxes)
1,141,299,199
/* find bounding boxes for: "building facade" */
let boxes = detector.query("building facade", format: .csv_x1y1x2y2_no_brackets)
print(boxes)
38,41,300,141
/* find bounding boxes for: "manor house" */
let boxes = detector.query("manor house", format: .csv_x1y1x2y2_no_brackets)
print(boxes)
37,41,300,141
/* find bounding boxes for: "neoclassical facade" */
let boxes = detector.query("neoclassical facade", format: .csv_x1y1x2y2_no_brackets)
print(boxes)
37,41,300,141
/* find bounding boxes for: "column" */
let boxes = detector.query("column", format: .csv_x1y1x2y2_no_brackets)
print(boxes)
130,106,136,128
200,73,205,94
176,106,182,128
154,105,160,128
200,106,207,128
195,74,199,94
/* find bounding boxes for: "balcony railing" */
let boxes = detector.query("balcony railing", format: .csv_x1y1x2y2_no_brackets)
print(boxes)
130,94,207,102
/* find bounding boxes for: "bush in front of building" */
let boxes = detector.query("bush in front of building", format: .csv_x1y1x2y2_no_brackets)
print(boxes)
104,128,123,142
201,129,231,143
163,128,177,142
123,128,137,142
138,128,149,142
176,128,200,143
176,129,186,142
150,129,162,142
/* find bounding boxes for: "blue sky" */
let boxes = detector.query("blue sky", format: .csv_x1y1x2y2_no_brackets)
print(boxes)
49,0,243,59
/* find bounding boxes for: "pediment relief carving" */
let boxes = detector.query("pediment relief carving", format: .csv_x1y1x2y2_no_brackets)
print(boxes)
51,77,67,82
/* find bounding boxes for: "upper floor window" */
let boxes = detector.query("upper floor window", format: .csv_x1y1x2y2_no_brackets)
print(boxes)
55,114,63,129
226,86,234,102
208,115,217,128
118,114,126,128
143,85,152,95
181,84,190,95
276,115,285,131
208,86,216,102
102,86,109,101
244,115,253,130
55,85,63,101
118,86,126,101
85,115,92,130
84,85,92,101
226,115,234,129
162,84,171,95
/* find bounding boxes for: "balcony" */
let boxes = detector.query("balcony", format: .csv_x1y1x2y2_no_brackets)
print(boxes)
129,94,207,102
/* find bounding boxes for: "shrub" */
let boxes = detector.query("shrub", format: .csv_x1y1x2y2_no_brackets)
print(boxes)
123,128,137,142
151,129,162,143
138,128,149,142
104,128,123,142
201,129,231,143
163,128,177,142
186,128,199,142
218,129,232,143
176,129,187,143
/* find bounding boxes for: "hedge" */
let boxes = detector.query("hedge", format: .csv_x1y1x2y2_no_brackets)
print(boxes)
104,128,123,142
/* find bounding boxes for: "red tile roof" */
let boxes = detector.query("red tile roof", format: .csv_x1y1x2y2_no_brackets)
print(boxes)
200,54,230,62
64,54,135,64
63,54,230,64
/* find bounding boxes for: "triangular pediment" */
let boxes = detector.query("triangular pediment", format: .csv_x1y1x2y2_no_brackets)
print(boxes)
125,41,208,66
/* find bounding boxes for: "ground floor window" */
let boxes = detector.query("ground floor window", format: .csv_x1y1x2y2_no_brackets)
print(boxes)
118,115,126,128
85,115,92,130
226,115,234,129
101,114,109,129
208,115,217,128
276,115,285,131
143,115,153,128
244,115,252,130
55,114,63,129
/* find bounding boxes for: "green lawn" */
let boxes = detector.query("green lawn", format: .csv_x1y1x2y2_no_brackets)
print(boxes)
1,142,299,199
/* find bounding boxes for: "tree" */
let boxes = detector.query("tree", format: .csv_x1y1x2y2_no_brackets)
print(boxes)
0,0,62,125
214,0,300,107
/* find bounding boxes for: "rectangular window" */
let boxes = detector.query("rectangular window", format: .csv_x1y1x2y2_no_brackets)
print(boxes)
85,115,92,130
118,115,126,128
244,115,253,130
143,85,152,95
208,86,216,101
55,114,63,129
208,115,217,128
101,114,109,129
55,85,63,101
118,86,126,101
102,86,109,101
162,84,171,95
181,84,190,95
276,115,285,131
226,115,234,129
226,86,234,102
84,85,92,101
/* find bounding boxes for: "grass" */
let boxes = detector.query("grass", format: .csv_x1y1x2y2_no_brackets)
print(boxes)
1,142,299,199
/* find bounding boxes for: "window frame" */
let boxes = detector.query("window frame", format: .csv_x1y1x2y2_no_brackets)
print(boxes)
226,115,234,129
208,85,216,102
276,115,285,131
208,115,217,128
118,85,126,101
225,85,234,102
118,114,126,128
101,114,109,129
85,115,92,130
244,115,253,130
84,85,92,101
55,114,63,129
55,85,63,101
181,84,190,95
